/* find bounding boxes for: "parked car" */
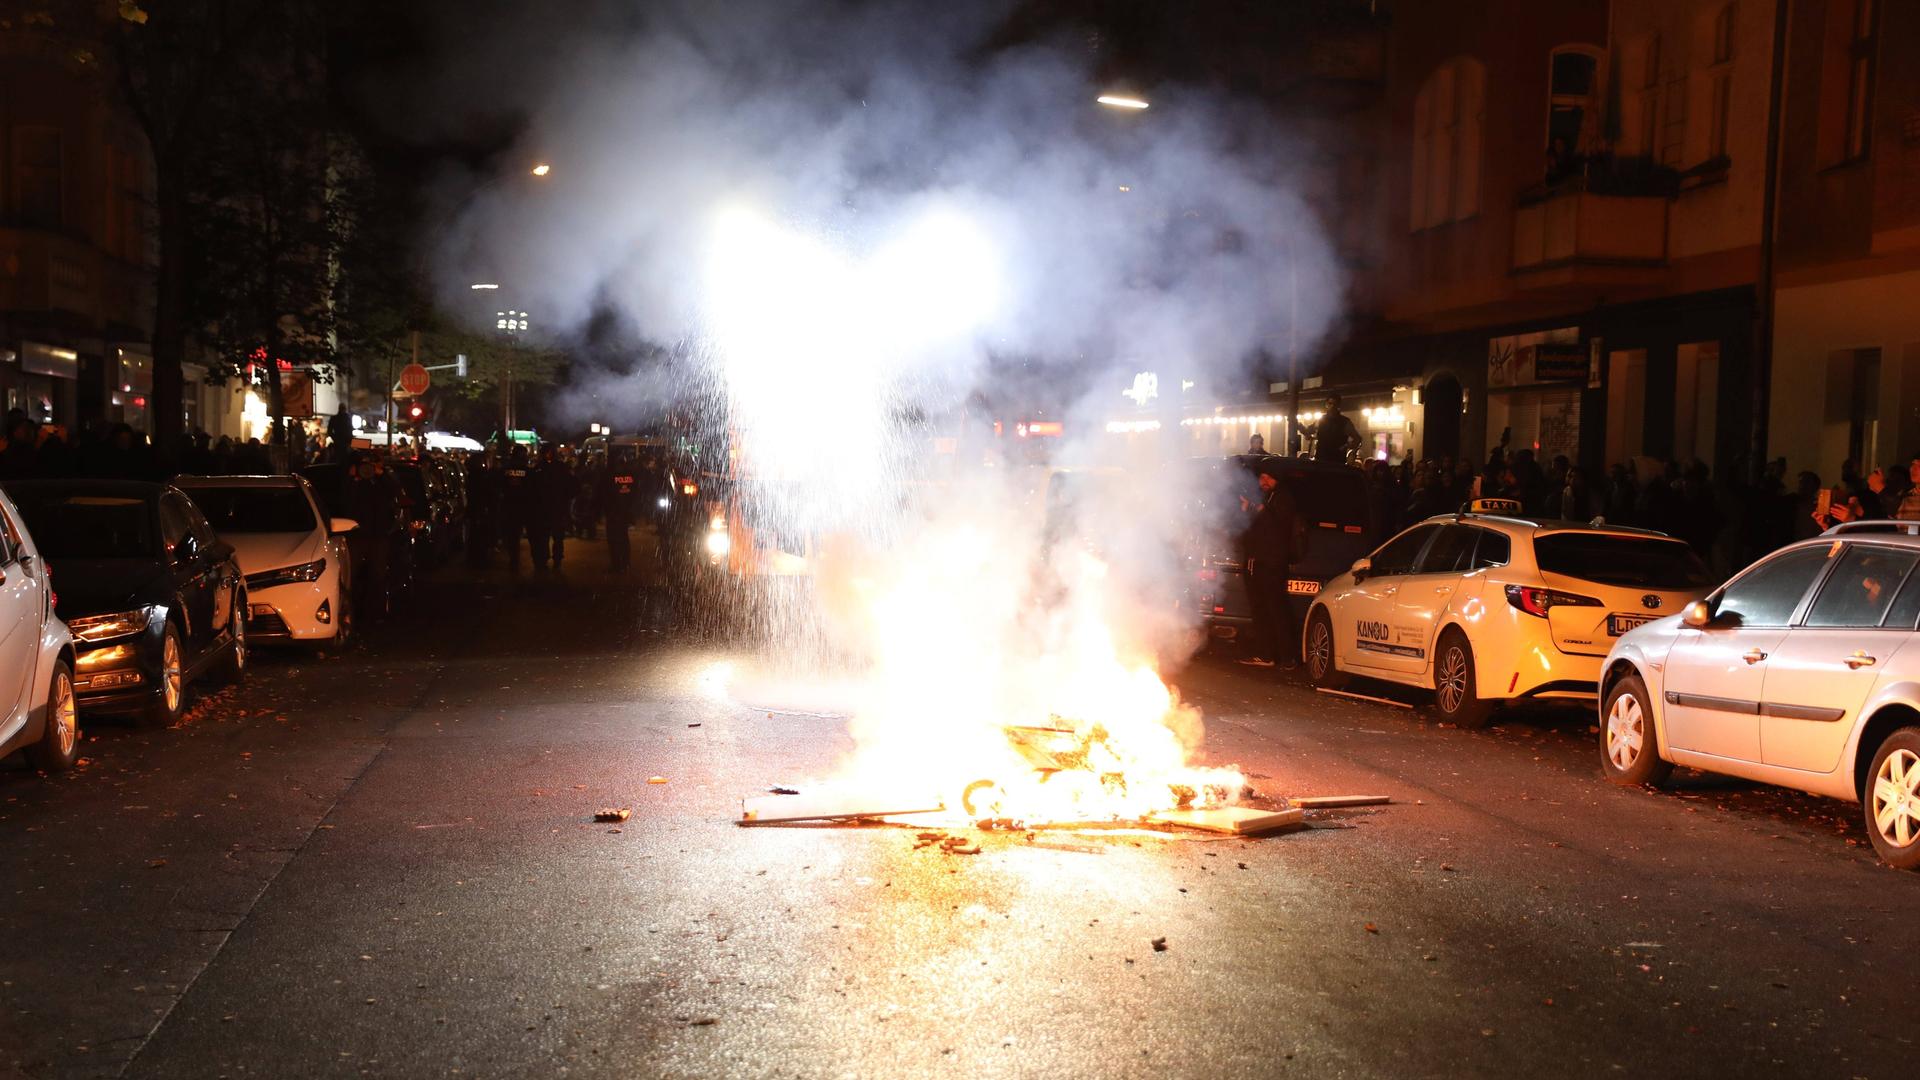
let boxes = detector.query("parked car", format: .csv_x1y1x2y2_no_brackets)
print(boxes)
1180,456,1379,653
1306,499,1714,726
390,459,453,569
1601,520,1920,869
174,475,356,649
0,486,81,773
4,480,246,726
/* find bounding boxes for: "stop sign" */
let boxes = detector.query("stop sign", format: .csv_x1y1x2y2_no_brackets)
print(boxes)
399,363,431,396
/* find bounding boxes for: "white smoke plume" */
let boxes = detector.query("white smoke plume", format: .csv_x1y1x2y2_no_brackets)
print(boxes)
434,0,1347,759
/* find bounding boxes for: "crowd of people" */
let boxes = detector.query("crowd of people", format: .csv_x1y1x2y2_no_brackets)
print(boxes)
460,444,662,575
1263,431,1920,583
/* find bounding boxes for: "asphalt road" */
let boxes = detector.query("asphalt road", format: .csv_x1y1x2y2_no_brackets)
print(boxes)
3,530,1916,1079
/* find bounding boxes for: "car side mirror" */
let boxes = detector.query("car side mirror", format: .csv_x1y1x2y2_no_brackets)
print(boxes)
1350,556,1371,581
330,516,359,535
1682,600,1714,628
208,540,235,563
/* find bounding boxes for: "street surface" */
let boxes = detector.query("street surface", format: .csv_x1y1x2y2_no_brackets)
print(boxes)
3,530,1915,1079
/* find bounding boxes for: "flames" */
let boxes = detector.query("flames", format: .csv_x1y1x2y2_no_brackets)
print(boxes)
814,493,1244,828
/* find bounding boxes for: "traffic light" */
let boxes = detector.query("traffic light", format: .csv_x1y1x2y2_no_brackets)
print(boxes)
407,402,425,422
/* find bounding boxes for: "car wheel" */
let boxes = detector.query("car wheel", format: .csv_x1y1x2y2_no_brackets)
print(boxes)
140,623,186,729
1432,630,1494,729
218,591,248,684
1865,727,1920,870
1305,610,1348,691
27,661,80,773
1599,673,1672,787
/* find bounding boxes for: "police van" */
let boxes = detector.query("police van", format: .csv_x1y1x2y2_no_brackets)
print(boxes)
1302,499,1713,726
1184,456,1378,651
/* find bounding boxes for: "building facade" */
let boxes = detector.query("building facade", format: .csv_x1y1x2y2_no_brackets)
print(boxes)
1769,0,1917,481
0,24,156,436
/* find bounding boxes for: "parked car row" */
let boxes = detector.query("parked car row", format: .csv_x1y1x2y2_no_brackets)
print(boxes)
0,470,402,772
1299,496,1920,869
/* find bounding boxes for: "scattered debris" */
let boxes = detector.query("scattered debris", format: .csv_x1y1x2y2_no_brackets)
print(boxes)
593,808,631,823
147,858,167,869
1364,922,1380,934
1151,937,1168,952
687,723,702,728
647,776,669,785
766,786,800,796
1292,795,1393,809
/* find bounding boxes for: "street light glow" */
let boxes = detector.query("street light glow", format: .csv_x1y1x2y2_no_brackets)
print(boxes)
1096,94,1149,110
470,283,500,290
530,163,551,176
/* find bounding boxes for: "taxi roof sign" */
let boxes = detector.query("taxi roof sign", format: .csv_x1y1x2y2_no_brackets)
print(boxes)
1466,498,1524,516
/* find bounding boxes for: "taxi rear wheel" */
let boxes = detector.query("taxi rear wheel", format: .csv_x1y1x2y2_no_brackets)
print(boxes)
1432,631,1493,729
1599,673,1672,787
1305,610,1347,690
1865,728,1920,871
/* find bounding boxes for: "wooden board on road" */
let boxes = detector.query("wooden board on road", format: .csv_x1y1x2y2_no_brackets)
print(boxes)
1290,795,1393,809
738,791,945,825
1151,806,1304,835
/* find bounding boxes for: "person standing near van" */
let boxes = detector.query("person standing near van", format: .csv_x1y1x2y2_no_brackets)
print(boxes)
1240,468,1301,670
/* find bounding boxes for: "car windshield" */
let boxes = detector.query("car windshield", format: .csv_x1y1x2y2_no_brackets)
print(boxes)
1533,533,1712,589
185,487,317,534
12,494,157,559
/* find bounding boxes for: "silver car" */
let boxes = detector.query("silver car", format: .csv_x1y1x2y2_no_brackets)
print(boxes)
1600,521,1920,868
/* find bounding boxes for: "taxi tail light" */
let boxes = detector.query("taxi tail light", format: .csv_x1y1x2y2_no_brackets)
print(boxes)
1504,584,1600,618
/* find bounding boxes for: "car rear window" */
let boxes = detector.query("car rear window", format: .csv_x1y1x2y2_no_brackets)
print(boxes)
1532,533,1712,589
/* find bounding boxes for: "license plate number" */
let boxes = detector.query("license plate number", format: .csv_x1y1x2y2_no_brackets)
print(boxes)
1608,613,1653,635
1287,579,1321,595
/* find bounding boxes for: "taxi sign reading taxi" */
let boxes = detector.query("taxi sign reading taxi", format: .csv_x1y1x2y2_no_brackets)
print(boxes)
1468,497,1524,515
399,363,431,396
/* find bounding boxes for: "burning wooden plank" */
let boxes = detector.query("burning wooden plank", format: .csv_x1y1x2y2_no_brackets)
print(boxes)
1150,806,1304,835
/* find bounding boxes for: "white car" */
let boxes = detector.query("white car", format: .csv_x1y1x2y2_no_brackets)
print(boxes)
1600,521,1920,869
0,487,80,772
1303,499,1713,727
174,476,356,648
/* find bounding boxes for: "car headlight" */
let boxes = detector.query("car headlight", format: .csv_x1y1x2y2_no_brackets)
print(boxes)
704,530,732,557
69,606,156,644
246,559,327,591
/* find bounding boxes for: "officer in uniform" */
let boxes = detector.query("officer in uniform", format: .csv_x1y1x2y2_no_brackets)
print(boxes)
500,445,534,572
600,453,639,573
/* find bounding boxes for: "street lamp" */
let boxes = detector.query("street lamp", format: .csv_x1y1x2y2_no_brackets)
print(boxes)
530,163,551,176
470,283,500,290
1096,93,1149,110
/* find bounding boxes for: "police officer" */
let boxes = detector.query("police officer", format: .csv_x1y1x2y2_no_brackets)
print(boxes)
465,451,497,569
534,445,572,571
499,445,535,573
600,455,639,572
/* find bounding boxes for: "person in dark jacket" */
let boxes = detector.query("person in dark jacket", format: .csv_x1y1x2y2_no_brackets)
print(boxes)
499,446,535,572
0,418,38,480
346,454,400,621
599,458,640,573
1240,467,1302,670
533,446,572,570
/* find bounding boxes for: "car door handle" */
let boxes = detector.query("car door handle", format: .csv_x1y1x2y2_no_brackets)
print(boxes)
1844,652,1877,669
1742,649,1768,665
1434,586,1453,594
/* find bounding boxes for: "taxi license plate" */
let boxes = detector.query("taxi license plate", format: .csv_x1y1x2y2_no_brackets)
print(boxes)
1287,579,1321,595
1608,613,1653,635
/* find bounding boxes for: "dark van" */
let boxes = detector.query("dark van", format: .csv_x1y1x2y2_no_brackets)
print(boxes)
1182,456,1377,651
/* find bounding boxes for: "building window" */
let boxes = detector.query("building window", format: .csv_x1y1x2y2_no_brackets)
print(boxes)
1844,0,1877,162
1546,46,1601,181
1411,57,1484,230
1625,34,1663,159
1705,4,1736,162
11,127,64,229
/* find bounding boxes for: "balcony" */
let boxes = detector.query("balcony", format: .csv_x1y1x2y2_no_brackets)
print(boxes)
1510,164,1674,292
0,226,152,336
